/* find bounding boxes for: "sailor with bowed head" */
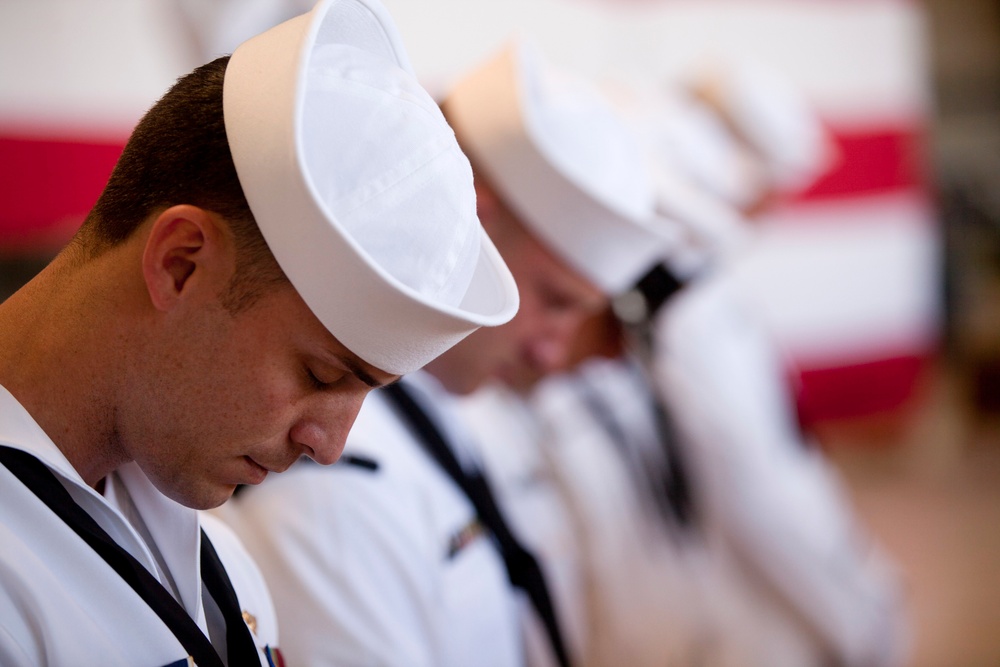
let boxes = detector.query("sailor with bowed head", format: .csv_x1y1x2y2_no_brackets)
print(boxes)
0,0,516,665
507,62,909,667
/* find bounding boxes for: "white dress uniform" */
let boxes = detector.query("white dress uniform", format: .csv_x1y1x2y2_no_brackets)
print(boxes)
0,384,279,667
606,49,904,667
456,385,587,667
650,269,910,667
217,370,524,667
462,363,765,667
524,361,735,667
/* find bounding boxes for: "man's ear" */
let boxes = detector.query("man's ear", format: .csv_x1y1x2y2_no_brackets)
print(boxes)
142,205,234,312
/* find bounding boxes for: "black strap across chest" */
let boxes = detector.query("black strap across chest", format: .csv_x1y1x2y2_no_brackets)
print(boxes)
574,368,697,533
382,383,572,667
0,445,260,667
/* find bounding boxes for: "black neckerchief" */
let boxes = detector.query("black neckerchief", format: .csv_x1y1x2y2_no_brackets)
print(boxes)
382,382,573,667
0,446,260,667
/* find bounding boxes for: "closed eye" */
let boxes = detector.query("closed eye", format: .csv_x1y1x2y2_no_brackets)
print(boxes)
306,366,347,390
538,284,575,314
306,367,328,390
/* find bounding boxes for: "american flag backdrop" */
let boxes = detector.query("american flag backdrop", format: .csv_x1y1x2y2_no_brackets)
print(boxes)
0,0,937,432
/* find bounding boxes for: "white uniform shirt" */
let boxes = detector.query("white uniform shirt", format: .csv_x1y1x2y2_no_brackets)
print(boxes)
0,384,278,667
651,271,909,667
530,361,737,667
461,368,746,667
216,370,523,667
457,385,585,667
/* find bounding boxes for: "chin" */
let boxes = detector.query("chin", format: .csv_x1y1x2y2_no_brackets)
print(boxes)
430,367,487,396
161,481,235,511
496,365,543,396
502,377,538,396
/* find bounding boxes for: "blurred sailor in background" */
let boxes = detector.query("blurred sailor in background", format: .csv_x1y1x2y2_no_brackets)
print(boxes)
462,58,911,667
216,39,669,667
637,60,912,667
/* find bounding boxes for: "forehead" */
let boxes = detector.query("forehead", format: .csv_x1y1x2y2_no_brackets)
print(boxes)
512,227,606,309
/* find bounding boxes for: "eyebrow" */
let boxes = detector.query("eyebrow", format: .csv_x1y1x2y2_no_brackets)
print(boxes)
337,354,400,389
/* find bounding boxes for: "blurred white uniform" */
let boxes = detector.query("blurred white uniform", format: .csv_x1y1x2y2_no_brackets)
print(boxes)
218,371,524,667
649,266,909,667
608,58,909,666
460,371,727,667
462,265,910,667
456,385,587,667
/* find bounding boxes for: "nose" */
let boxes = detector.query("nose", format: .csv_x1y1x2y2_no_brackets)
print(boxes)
525,337,565,375
289,392,367,465
526,322,579,374
525,307,597,376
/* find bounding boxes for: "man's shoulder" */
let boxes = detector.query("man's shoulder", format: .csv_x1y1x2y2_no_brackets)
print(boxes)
0,464,198,666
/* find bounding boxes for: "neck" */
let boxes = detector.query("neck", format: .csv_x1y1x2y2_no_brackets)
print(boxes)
0,247,137,487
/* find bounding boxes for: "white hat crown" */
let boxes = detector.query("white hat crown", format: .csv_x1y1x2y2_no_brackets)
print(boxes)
602,82,753,278
445,39,669,296
698,58,832,194
223,0,519,375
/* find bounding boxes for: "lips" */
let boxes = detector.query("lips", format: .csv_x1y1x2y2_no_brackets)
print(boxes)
242,456,270,484
244,454,301,483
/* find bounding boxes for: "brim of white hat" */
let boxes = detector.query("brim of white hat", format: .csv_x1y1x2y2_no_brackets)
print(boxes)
223,0,518,376
651,164,750,259
700,58,833,194
444,41,667,296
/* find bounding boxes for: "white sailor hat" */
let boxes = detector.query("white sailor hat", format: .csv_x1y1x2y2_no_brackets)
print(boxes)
601,81,751,277
223,0,519,375
646,91,769,213
692,58,833,195
443,39,669,297
649,165,751,279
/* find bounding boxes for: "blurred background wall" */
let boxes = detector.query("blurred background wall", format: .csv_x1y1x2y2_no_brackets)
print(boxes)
2,0,976,431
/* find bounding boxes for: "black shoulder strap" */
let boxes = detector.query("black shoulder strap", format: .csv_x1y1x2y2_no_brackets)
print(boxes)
382,384,572,667
633,263,686,319
0,445,258,667
612,263,686,330
573,367,697,532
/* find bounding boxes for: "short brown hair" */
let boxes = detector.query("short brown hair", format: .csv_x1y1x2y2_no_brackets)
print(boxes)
80,56,286,312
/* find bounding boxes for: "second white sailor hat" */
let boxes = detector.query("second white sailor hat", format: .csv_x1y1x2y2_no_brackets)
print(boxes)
444,39,669,297
223,0,519,375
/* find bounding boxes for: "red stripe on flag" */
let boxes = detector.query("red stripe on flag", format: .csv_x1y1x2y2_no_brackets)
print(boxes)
0,122,927,248
0,136,125,251
792,125,929,202
792,352,931,426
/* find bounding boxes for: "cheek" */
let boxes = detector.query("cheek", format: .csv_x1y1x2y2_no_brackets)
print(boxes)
200,364,300,442
246,374,301,427
513,292,557,336
456,325,502,365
